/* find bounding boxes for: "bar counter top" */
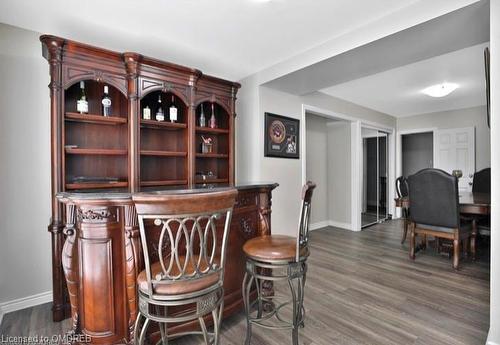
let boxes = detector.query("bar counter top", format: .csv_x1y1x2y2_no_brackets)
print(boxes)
57,182,278,202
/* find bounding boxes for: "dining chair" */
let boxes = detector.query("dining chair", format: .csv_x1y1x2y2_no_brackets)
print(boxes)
132,188,237,345
241,181,316,345
396,176,410,243
408,169,474,270
472,168,491,237
472,168,491,193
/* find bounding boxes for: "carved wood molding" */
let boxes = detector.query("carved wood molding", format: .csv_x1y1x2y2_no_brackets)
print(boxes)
194,92,233,115
63,66,127,95
235,193,257,208
258,190,273,236
139,78,190,105
78,208,117,223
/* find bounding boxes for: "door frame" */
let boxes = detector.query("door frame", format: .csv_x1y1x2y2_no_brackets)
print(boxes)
396,127,437,218
301,104,396,231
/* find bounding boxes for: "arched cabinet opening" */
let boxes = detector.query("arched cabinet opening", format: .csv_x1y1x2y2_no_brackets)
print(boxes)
194,102,230,186
139,90,188,190
63,80,129,191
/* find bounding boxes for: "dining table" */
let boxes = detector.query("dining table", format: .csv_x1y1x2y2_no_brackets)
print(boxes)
395,191,491,256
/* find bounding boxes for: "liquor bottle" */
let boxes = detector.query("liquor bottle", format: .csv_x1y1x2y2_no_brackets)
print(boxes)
155,94,164,122
101,85,111,116
169,95,178,123
77,81,88,114
199,104,206,127
209,103,217,129
143,106,151,120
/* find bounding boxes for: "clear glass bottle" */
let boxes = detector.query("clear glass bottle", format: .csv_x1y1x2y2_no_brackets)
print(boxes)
155,94,164,121
199,104,206,127
77,81,88,114
143,106,151,120
169,95,178,123
101,85,111,116
209,103,216,129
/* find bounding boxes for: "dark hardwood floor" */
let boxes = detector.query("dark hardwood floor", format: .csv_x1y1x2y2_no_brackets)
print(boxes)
0,220,490,344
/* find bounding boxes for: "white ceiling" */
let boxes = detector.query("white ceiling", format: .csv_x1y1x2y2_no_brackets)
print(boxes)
0,0,420,81
264,0,488,95
321,43,488,117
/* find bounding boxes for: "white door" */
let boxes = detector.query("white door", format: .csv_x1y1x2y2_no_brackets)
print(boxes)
434,127,475,191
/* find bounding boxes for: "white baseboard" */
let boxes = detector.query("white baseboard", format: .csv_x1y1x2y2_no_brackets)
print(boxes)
309,221,330,231
487,329,500,345
310,220,352,231
328,220,352,230
0,291,52,325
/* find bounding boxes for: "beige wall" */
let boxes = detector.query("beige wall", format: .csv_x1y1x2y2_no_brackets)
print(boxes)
327,122,351,225
397,105,491,171
0,24,52,304
305,116,352,227
242,85,395,236
305,115,328,224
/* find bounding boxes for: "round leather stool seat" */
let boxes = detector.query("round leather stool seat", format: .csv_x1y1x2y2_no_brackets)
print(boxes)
137,256,220,296
243,235,309,262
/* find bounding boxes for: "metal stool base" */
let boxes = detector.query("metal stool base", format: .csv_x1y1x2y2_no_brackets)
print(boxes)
242,258,307,345
133,288,224,345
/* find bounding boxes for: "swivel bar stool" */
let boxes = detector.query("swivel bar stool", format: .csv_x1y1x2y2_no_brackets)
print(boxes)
132,188,237,345
242,181,316,345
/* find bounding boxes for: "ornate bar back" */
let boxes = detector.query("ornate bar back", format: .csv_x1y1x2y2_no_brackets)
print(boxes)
132,188,238,345
242,181,316,345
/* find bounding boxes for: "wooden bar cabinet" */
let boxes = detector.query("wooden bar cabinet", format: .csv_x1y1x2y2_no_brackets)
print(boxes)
41,35,277,344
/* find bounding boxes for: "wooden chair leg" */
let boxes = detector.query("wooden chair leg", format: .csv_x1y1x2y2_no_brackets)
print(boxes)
470,233,477,262
471,219,477,261
401,217,408,244
453,238,460,270
420,234,427,250
409,224,416,260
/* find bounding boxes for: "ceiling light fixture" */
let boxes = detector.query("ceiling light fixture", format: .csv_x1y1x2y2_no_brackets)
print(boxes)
421,82,459,98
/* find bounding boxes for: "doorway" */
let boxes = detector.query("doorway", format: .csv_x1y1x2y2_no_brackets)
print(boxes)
361,128,389,228
402,132,434,177
305,112,354,230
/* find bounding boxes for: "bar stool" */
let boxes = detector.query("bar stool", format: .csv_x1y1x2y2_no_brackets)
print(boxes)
242,181,316,345
132,188,237,345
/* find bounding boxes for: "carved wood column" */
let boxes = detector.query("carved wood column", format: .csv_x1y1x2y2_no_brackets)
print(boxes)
62,203,79,333
77,206,127,344
124,53,141,192
124,204,142,342
229,85,237,185
41,36,68,321
187,72,201,188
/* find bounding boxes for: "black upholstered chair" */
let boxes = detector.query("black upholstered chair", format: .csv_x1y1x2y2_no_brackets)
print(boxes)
408,169,474,270
473,168,491,237
396,176,410,243
472,168,491,194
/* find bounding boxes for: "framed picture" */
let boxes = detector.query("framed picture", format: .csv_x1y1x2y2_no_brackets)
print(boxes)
264,112,300,159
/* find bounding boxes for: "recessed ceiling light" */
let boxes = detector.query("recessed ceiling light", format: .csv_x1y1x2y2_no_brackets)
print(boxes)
421,82,459,98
